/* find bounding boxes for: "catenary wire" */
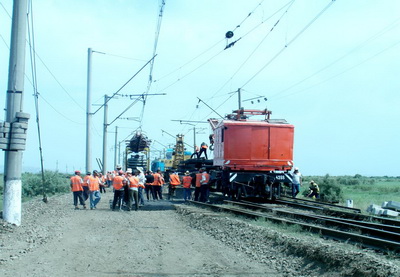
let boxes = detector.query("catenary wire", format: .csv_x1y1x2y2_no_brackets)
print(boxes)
208,0,295,101
1,1,85,111
272,39,400,101
268,16,400,99
240,0,336,89
27,0,47,202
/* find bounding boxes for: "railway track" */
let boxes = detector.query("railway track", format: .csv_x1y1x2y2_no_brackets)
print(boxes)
188,200,400,254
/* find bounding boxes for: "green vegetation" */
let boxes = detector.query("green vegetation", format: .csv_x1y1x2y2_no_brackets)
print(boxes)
0,171,70,207
301,175,400,212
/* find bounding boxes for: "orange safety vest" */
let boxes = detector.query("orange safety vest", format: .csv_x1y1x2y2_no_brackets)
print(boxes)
170,174,181,186
70,175,83,192
153,173,162,186
182,175,192,189
195,173,202,188
83,175,90,187
128,176,139,189
88,176,100,191
201,172,210,185
113,176,125,190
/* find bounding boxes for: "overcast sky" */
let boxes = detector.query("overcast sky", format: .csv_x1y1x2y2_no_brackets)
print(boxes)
1,0,399,176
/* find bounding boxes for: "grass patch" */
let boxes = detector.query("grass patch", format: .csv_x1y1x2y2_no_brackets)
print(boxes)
301,175,400,213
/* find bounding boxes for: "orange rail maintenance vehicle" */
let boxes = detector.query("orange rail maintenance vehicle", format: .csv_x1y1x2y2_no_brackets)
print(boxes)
207,108,294,200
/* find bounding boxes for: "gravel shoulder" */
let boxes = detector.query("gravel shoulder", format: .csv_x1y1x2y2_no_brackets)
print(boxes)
1,191,399,277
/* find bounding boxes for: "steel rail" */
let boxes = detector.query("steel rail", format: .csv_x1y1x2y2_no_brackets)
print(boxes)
226,200,400,241
277,197,362,213
189,201,400,253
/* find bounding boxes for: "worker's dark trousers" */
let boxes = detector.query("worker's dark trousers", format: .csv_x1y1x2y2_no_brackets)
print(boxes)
153,186,163,200
73,191,85,206
194,187,201,201
200,185,209,202
82,186,89,201
112,190,125,210
198,148,208,159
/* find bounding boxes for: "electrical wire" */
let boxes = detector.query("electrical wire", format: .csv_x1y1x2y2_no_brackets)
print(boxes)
273,38,400,101
139,0,166,126
209,0,295,101
27,0,47,203
240,0,336,89
1,2,85,112
269,16,400,99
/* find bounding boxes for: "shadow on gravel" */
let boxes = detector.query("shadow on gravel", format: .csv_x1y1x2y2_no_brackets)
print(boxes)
139,200,184,211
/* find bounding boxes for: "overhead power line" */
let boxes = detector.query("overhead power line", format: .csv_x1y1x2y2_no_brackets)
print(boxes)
240,0,336,89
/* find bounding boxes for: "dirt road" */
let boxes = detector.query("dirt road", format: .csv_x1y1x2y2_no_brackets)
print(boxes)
0,192,279,277
1,191,399,277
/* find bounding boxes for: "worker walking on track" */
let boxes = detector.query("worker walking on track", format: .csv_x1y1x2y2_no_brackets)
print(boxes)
182,171,192,201
70,170,86,210
87,170,102,209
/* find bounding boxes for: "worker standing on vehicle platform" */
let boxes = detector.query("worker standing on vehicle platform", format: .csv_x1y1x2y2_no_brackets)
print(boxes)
292,167,302,198
70,170,86,210
198,142,208,159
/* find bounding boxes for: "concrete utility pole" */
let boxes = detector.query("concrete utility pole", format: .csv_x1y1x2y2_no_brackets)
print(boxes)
238,88,242,110
1,0,30,226
86,48,93,174
102,95,109,174
114,126,118,169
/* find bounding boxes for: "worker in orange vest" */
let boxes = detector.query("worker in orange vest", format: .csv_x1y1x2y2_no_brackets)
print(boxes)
194,169,203,201
182,171,193,201
198,142,208,159
126,169,140,211
152,170,163,200
82,171,91,201
87,170,102,210
168,171,181,200
70,170,86,210
199,168,210,203
112,170,126,211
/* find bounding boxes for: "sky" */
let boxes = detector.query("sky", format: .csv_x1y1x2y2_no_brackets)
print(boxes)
0,0,399,176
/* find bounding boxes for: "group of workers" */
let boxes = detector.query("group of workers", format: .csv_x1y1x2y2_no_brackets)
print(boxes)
70,165,320,210
70,165,213,211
